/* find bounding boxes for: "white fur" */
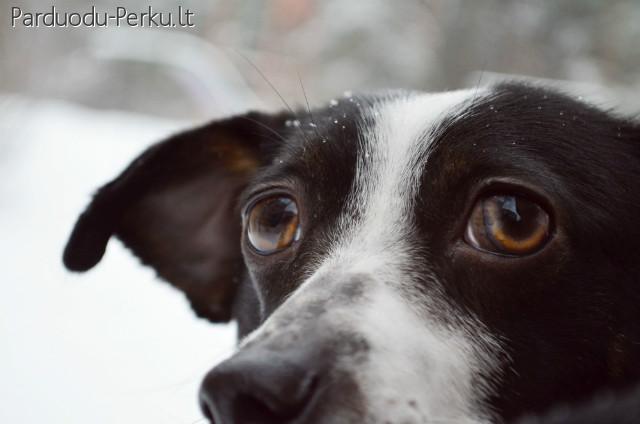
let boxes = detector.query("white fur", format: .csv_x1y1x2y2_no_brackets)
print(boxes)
356,283,498,423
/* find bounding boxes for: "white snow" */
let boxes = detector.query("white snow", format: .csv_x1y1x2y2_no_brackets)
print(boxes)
0,95,236,424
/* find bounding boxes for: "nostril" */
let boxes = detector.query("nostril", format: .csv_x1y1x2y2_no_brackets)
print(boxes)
229,374,318,423
233,394,283,424
256,373,318,419
200,387,313,424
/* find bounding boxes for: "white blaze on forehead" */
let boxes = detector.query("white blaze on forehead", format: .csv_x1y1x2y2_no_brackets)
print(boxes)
332,89,485,269
365,90,477,206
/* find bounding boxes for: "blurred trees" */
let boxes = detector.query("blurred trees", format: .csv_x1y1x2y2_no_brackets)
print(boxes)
1,0,638,119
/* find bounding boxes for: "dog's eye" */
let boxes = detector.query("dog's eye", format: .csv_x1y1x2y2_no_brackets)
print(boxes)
464,194,550,256
246,195,300,254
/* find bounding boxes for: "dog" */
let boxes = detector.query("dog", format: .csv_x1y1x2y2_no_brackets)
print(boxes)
63,82,640,423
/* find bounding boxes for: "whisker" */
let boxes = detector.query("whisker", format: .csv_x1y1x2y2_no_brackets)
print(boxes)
297,72,325,142
239,115,288,144
234,49,295,115
469,58,489,106
233,49,312,145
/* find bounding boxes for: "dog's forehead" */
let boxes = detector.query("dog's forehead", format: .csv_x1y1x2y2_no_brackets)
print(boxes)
303,89,484,269
270,83,632,231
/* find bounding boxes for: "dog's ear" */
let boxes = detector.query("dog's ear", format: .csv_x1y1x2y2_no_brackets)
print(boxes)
63,111,290,322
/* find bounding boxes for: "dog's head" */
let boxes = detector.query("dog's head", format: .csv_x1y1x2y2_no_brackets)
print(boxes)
64,83,640,423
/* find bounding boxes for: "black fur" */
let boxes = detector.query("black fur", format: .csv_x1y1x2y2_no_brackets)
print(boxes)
518,384,640,424
422,83,640,420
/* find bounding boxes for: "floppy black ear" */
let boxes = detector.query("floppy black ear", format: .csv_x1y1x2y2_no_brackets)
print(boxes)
63,111,290,322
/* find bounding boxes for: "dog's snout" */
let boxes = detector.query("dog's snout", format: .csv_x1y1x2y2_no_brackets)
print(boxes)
199,349,321,423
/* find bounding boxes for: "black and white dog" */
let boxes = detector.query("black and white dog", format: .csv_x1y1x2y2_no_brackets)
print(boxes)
63,82,640,423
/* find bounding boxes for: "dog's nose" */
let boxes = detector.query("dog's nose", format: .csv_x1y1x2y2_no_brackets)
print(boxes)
199,349,320,423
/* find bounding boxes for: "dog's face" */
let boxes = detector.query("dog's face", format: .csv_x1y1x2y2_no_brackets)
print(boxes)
64,83,640,423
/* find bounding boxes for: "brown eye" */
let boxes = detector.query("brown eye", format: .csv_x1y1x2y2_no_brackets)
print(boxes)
246,195,300,254
464,194,550,256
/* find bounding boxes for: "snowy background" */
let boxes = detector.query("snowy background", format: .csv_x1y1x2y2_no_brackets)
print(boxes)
1,1,640,423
